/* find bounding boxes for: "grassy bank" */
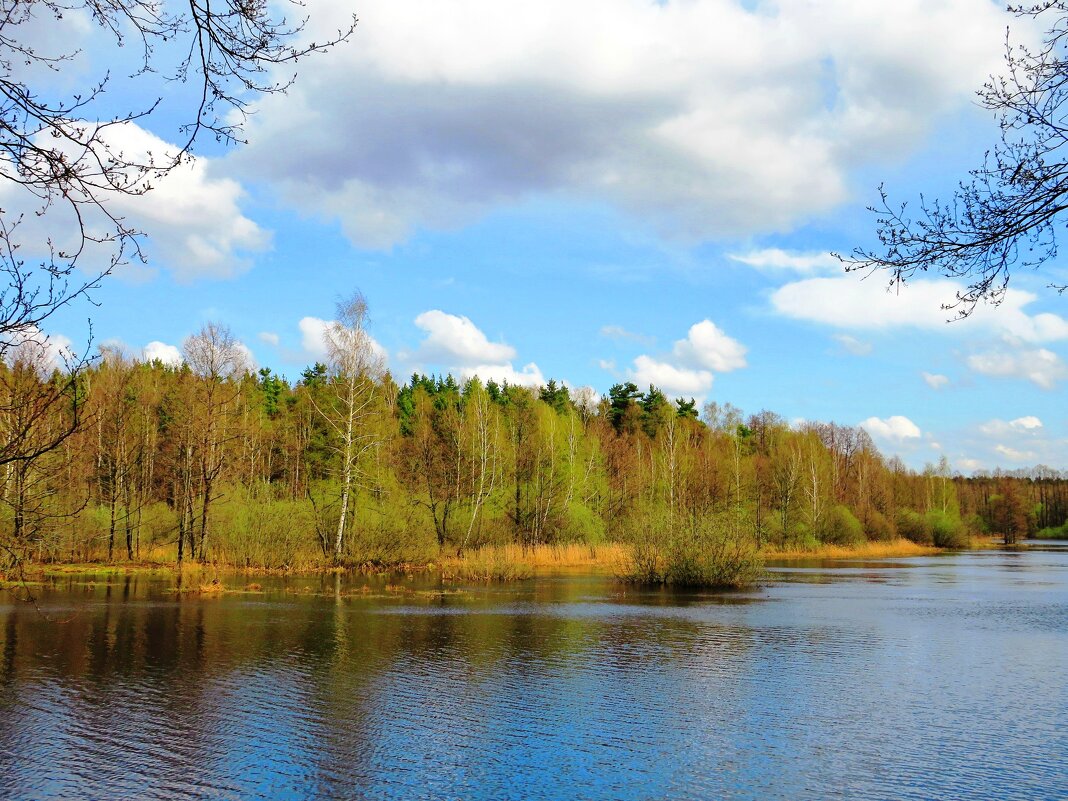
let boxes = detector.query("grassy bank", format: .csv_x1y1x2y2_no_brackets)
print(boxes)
7,536,1008,589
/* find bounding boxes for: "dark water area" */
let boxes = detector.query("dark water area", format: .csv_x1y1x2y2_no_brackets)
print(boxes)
1,545,1066,800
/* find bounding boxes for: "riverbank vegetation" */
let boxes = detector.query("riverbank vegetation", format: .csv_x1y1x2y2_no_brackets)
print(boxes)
1,309,1065,586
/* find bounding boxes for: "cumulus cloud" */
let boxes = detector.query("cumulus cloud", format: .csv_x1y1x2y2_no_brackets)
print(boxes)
672,320,747,372
833,333,872,356
623,319,746,399
922,371,950,389
296,316,387,365
629,355,714,397
230,0,1009,248
859,415,922,441
411,310,516,366
298,317,332,360
258,332,280,346
3,326,75,372
978,416,1044,436
234,342,258,373
108,126,270,280
143,341,182,367
770,276,1068,343
966,348,1068,389
459,362,545,388
0,122,269,281
404,310,542,387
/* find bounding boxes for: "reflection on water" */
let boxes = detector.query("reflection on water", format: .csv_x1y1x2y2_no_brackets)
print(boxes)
1,546,1066,800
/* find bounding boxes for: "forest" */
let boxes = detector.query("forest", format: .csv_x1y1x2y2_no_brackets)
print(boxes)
1,310,1066,578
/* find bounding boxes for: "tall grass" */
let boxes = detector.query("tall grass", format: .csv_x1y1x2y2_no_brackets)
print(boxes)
440,542,628,582
764,538,940,560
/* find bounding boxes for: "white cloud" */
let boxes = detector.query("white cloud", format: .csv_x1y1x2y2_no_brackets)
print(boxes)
966,348,1068,389
299,317,332,360
411,310,516,366
598,358,616,371
460,362,545,388
231,0,1009,248
629,354,714,397
0,122,270,281
833,333,872,356
770,276,1068,343
109,125,270,281
621,319,745,399
957,457,984,472
730,248,841,275
922,371,950,389
142,341,182,367
978,416,1044,437
297,316,388,365
402,310,539,387
1011,415,1044,431
859,415,922,441
994,444,1037,463
234,342,257,373
258,332,280,346
3,326,76,372
672,320,747,372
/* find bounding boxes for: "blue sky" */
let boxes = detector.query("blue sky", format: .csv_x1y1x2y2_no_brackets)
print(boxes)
26,0,1068,472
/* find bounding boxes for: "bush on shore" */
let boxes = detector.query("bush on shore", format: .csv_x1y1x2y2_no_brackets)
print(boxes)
620,510,763,588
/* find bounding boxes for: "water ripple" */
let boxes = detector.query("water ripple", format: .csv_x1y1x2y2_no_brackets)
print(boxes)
0,548,1066,800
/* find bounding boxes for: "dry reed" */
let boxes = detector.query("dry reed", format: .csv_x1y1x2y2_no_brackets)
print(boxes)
764,538,940,560
440,542,629,582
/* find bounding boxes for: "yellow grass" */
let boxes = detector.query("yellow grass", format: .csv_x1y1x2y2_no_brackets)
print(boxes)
763,538,941,560
440,542,630,581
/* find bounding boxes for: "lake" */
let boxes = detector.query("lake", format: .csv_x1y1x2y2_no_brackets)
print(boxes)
1,545,1066,800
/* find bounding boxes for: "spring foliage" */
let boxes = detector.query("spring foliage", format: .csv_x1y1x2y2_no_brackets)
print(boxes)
0,342,1063,573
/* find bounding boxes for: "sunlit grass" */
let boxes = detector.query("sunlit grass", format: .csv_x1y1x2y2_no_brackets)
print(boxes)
763,538,940,560
440,543,628,582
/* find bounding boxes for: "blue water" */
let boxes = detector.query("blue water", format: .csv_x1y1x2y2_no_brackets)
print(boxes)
1,545,1065,800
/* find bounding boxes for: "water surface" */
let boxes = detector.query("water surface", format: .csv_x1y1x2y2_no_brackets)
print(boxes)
1,545,1066,800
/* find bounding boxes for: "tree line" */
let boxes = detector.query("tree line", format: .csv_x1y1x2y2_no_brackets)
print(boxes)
0,308,1064,570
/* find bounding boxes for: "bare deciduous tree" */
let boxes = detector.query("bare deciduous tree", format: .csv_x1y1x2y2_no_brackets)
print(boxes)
183,322,248,560
842,3,1068,315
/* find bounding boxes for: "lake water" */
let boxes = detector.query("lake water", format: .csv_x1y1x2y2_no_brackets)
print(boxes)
1,545,1066,800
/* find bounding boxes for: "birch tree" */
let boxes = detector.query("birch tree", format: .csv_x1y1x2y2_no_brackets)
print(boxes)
316,293,385,560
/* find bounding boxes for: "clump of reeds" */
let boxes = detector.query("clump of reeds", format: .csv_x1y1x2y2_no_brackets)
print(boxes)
441,546,535,582
764,538,940,560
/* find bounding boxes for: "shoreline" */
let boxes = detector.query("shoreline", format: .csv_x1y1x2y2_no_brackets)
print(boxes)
3,538,1017,585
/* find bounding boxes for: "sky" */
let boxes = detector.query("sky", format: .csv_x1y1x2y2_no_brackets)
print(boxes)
20,0,1068,473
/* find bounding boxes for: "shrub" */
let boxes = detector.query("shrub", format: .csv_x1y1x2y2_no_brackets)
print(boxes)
821,505,865,546
864,509,895,542
896,509,932,545
927,510,969,549
1035,519,1068,540
621,510,763,588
